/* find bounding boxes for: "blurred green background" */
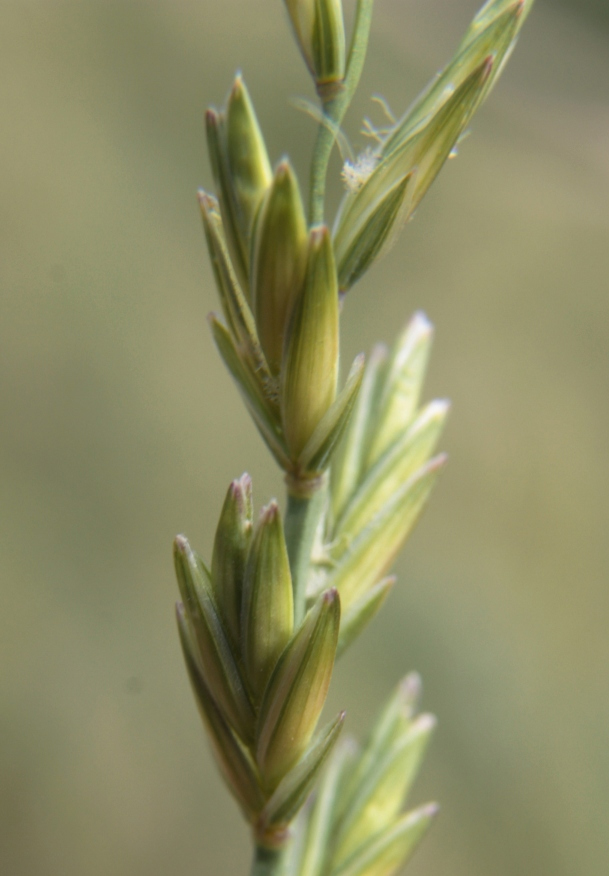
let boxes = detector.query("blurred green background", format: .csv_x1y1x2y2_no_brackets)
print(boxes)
1,1,608,874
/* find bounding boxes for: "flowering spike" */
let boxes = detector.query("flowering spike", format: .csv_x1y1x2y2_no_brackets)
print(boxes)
176,0,535,859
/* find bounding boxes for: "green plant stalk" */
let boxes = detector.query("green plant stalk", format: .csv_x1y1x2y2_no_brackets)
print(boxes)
309,0,375,225
250,843,288,876
284,480,327,626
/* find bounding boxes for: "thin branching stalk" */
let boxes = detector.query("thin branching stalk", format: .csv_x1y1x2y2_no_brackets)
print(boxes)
309,0,375,224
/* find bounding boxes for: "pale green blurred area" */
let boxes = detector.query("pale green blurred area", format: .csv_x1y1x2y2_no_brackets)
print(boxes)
1,1,608,874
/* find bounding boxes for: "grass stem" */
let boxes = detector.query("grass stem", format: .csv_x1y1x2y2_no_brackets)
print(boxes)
250,843,288,876
284,480,327,626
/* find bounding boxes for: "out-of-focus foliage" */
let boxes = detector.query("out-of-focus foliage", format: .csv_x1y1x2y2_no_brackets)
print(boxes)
1,1,608,875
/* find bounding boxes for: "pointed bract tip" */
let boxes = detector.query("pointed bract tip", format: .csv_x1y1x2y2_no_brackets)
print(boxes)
482,55,495,78
431,398,451,416
411,310,434,335
174,534,189,554
275,158,292,179
322,587,339,605
229,472,252,500
429,453,449,472
205,107,219,124
420,399,451,424
197,190,215,209
227,483,252,520
310,224,330,246
400,671,422,702
260,500,280,523
421,801,440,818
415,712,438,733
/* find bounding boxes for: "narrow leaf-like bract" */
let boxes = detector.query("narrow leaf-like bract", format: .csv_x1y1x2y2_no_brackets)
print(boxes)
336,576,395,658
327,456,447,607
353,674,422,783
242,502,294,700
331,804,438,876
331,343,389,521
225,76,273,267
383,1,529,154
208,315,291,470
333,60,494,283
299,738,357,876
199,191,272,385
335,172,414,292
366,312,434,467
256,589,340,788
298,353,365,474
282,226,339,460
211,475,254,647
260,712,345,830
205,107,249,288
337,399,449,538
176,604,264,817
252,160,308,374
332,714,436,865
174,535,255,741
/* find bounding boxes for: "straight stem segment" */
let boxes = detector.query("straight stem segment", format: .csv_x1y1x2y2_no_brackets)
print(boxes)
284,481,327,627
250,844,288,876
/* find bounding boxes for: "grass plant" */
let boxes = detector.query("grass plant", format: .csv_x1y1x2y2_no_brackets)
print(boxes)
173,2,534,874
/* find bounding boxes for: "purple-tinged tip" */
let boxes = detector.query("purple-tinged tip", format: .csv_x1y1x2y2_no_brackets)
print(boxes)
174,534,189,553
415,712,438,733
260,500,280,523
482,55,495,78
323,587,339,605
422,802,440,818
